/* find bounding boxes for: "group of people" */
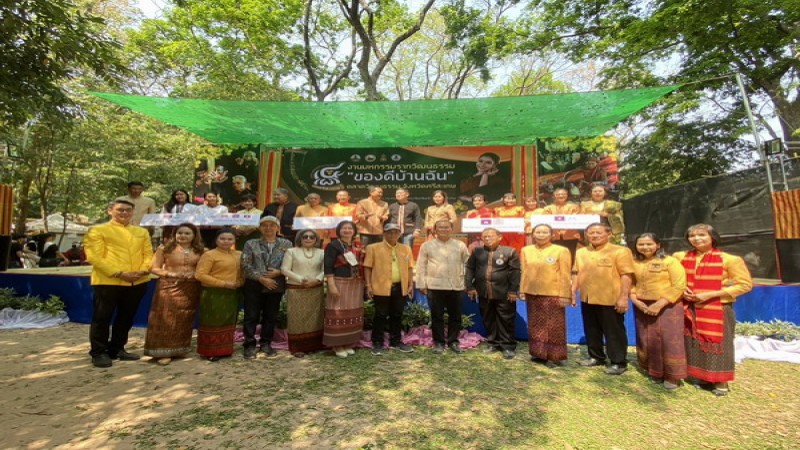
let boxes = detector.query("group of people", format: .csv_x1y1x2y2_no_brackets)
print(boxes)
83,181,752,397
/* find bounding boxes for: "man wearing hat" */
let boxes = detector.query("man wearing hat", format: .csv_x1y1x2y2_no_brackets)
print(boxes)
363,223,415,355
240,216,293,359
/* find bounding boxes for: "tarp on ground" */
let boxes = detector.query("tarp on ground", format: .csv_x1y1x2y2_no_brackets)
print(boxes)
90,86,680,148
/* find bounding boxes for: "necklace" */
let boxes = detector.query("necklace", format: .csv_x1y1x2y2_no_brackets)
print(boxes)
302,248,315,259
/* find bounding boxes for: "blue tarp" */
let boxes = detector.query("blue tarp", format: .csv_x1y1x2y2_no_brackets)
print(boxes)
0,271,796,344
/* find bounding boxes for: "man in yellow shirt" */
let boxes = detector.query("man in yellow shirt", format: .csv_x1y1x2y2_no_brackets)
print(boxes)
572,223,634,375
364,223,415,355
84,200,154,368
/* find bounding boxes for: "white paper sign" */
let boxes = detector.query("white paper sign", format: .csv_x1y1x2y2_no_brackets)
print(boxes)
529,214,601,230
140,213,260,226
461,218,526,233
293,216,352,230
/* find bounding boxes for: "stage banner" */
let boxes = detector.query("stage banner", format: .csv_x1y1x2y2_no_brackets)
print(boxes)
462,218,525,233
140,213,260,226
535,137,620,204
293,216,352,230
280,146,524,213
529,214,601,230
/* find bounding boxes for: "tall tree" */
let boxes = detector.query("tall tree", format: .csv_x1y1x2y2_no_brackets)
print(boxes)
0,0,123,130
523,0,800,191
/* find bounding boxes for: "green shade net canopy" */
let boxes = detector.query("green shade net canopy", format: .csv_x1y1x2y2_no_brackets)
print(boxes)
91,85,679,148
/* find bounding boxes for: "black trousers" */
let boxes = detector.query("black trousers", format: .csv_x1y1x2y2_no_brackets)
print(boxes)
428,289,463,345
580,301,628,366
242,279,283,348
89,283,149,357
479,297,517,350
372,283,406,346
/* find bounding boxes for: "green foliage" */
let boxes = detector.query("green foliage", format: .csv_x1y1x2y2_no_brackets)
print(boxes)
0,0,123,130
0,288,65,315
523,0,800,191
736,320,800,342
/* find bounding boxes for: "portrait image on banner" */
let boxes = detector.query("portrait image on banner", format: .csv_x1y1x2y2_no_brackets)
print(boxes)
193,147,261,211
536,137,620,203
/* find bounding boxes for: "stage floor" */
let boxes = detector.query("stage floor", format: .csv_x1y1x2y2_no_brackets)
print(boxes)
1,268,798,344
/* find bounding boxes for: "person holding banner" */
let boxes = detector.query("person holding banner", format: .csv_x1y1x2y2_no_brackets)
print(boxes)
580,184,625,244
144,223,204,366
520,224,573,368
295,193,329,244
323,220,365,357
523,196,545,246
233,194,262,250
465,193,495,250
161,189,197,243
494,193,526,252
543,187,581,260
423,190,457,239
281,229,325,357
629,233,687,390
356,186,390,246
674,224,752,396
196,192,229,249
195,229,243,361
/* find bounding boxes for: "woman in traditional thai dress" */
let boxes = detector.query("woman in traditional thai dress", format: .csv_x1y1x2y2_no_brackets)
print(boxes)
674,224,752,396
520,224,573,368
494,192,526,251
629,233,687,390
323,220,365,357
423,190,457,239
195,229,243,361
144,223,204,365
580,184,624,244
281,229,325,357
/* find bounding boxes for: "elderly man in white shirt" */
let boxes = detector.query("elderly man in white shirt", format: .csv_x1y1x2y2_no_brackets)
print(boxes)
416,219,471,354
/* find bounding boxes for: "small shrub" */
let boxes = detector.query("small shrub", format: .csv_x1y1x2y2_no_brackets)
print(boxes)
736,320,800,342
0,288,65,314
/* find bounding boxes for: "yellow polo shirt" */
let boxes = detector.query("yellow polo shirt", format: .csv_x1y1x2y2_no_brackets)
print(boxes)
520,243,572,299
574,243,635,306
631,256,686,302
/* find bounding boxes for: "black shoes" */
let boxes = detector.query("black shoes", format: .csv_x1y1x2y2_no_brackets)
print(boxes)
371,345,384,356
448,342,464,354
432,343,445,354
482,346,501,354
577,358,605,367
243,347,257,360
390,343,414,353
110,349,141,361
501,349,516,360
604,364,627,375
261,344,277,357
92,353,113,368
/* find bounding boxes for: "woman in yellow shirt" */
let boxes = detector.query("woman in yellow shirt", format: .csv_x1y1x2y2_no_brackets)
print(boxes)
195,229,243,361
630,233,687,390
674,223,752,396
520,224,573,367
423,190,457,239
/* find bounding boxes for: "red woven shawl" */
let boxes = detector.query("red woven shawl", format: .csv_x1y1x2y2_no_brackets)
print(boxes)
682,248,725,351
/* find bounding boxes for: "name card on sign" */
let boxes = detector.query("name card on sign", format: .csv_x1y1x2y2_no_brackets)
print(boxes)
529,214,600,230
293,216,352,230
140,213,260,226
461,218,526,233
